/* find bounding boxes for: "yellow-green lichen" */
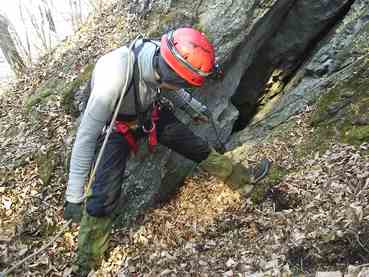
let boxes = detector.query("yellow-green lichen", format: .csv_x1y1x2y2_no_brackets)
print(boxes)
309,57,369,151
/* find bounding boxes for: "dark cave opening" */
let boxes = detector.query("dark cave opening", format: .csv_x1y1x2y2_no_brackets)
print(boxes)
229,0,356,134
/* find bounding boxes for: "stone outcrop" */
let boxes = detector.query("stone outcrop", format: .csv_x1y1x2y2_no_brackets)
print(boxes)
12,0,369,226
115,0,369,226
229,0,369,149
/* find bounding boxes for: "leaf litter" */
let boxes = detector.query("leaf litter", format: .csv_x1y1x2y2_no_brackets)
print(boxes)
0,1,368,276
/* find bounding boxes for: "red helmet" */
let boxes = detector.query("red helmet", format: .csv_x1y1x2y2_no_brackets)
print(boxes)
160,28,215,86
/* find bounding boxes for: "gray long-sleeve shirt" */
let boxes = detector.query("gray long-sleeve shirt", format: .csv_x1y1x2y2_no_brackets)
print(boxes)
65,39,207,203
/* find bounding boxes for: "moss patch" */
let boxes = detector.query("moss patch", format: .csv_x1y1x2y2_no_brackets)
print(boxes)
36,147,58,186
61,63,94,115
25,78,62,110
310,57,369,150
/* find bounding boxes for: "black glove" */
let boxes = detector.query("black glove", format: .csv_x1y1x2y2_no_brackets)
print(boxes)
63,201,83,223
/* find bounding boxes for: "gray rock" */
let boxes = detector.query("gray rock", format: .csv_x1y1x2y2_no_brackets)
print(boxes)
228,0,369,149
231,0,353,129
73,0,369,227
6,0,367,230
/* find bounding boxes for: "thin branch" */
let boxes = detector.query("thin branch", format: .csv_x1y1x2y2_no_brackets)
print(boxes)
1,220,72,276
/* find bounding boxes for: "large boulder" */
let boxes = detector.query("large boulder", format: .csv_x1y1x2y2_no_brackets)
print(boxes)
229,0,369,149
9,0,367,226
116,0,369,226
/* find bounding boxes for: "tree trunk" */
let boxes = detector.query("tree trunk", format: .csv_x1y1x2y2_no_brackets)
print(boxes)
0,14,26,78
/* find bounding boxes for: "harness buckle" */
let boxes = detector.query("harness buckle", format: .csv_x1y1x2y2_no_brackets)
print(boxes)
142,121,156,133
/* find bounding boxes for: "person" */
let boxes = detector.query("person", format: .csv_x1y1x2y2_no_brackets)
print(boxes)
63,27,271,275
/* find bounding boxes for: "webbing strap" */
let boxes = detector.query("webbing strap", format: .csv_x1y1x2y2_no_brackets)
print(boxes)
131,42,151,131
115,121,139,154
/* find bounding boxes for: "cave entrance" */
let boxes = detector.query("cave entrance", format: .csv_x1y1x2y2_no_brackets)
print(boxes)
229,0,355,134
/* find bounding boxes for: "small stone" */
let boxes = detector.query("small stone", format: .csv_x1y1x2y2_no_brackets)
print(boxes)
226,258,237,268
199,260,208,266
315,272,342,277
336,230,344,238
223,270,233,276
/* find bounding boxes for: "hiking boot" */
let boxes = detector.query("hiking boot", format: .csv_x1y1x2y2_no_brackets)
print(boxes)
200,149,271,190
75,212,113,276
249,159,271,183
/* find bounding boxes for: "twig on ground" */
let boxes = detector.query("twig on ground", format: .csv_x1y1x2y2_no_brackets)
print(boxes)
1,219,72,276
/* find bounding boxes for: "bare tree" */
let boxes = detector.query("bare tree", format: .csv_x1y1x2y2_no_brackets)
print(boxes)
18,2,33,64
85,0,104,14
19,0,58,55
0,13,25,77
41,0,56,33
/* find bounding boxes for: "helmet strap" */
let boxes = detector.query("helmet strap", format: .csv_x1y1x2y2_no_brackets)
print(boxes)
157,53,191,88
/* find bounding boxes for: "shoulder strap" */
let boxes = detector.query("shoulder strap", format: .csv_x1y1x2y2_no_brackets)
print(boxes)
115,41,144,118
131,41,154,130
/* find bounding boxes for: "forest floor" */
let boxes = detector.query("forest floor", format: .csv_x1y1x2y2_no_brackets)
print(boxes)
1,76,368,276
1,1,369,276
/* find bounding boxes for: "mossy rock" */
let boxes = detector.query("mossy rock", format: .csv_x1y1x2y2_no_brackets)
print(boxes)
61,63,94,115
25,78,64,111
36,147,58,186
309,57,369,150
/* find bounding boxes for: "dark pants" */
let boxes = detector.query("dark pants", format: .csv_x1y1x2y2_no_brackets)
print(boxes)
86,108,211,217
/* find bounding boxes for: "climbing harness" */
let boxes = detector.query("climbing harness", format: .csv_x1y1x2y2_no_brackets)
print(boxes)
114,105,160,154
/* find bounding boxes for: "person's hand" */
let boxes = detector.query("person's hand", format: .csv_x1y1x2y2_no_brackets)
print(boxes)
64,201,83,223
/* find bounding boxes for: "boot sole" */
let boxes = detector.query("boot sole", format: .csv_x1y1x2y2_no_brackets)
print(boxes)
251,159,271,184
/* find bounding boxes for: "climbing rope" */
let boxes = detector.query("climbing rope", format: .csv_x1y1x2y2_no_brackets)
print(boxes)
0,36,141,277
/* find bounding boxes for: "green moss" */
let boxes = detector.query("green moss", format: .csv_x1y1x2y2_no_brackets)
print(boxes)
61,63,94,115
36,147,57,186
308,57,369,152
268,165,289,184
25,78,61,110
345,125,369,142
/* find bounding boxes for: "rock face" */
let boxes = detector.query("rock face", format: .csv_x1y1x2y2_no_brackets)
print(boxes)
116,0,369,226
231,0,354,131
8,0,368,226
229,0,369,149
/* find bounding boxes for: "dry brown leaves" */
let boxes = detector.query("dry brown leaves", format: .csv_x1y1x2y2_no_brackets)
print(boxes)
0,1,368,276
103,113,369,276
0,1,145,275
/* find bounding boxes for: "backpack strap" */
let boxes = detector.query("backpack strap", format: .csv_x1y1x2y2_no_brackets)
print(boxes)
131,40,157,132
